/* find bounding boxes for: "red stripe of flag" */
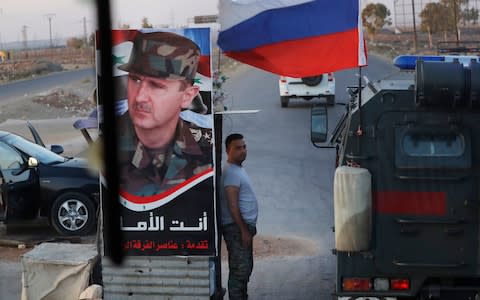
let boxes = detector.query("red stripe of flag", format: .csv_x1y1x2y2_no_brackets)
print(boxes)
224,28,363,77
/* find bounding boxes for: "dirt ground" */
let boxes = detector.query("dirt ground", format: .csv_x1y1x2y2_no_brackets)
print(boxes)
222,234,319,260
0,246,30,261
0,72,96,124
0,234,319,262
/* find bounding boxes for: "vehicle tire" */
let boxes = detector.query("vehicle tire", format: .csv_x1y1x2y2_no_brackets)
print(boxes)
327,95,335,106
50,192,96,236
301,75,322,86
281,96,289,108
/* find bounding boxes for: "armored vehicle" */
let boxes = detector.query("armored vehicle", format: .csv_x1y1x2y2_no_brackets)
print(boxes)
312,56,480,300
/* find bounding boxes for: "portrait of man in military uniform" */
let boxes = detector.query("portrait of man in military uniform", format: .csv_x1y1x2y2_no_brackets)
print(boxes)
116,31,213,197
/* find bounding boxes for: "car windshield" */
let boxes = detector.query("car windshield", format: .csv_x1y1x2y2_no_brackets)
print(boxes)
3,133,67,164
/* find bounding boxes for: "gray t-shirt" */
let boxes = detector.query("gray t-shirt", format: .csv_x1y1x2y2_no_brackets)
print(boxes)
221,161,258,226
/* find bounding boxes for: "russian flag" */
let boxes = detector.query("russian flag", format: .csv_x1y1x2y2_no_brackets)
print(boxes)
217,0,367,77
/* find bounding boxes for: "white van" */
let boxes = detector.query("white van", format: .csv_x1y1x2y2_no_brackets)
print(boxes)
279,73,335,107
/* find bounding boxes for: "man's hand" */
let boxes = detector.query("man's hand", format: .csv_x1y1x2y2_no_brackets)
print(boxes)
241,228,252,248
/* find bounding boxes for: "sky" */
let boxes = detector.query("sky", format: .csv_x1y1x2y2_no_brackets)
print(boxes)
0,0,392,45
0,0,219,44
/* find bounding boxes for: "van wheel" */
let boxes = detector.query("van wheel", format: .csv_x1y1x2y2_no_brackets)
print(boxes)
281,96,289,108
51,192,96,236
327,95,335,106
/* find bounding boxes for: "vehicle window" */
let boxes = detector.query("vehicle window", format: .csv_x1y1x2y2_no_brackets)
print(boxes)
402,132,465,157
3,134,65,165
0,141,23,169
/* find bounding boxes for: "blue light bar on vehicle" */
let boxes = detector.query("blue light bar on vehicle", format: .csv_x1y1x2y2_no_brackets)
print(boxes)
394,55,480,70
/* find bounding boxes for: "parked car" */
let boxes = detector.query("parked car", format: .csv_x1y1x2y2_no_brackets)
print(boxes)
279,73,335,107
0,124,99,236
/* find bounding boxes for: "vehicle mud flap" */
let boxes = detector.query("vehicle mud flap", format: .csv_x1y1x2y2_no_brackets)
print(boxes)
327,95,335,106
281,96,289,108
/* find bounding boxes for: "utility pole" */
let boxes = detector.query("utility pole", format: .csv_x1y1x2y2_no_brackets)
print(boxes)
393,0,398,30
411,0,418,53
83,16,88,46
44,13,56,48
22,25,28,53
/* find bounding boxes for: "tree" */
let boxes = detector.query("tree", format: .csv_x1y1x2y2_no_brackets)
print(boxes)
420,2,450,47
440,0,469,43
141,17,153,28
362,3,392,41
461,7,479,25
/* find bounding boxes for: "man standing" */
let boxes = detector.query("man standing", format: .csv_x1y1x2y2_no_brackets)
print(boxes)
221,133,258,300
117,31,212,196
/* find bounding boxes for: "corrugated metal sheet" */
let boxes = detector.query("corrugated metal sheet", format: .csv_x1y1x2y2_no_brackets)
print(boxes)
102,256,211,300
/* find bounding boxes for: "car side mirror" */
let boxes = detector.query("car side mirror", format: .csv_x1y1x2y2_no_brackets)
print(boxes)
311,104,328,143
28,157,39,168
50,145,64,155
12,157,38,176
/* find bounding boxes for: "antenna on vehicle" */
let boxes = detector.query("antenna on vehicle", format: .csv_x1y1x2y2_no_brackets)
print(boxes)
357,66,363,137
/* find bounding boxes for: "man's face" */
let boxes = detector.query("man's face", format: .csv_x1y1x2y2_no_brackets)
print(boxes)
127,72,198,131
227,138,247,164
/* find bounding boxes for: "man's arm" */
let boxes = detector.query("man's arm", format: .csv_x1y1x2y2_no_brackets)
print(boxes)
224,185,252,248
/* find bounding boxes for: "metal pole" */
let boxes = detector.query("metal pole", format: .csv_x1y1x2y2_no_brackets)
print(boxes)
411,0,418,53
83,17,88,46
44,14,55,48
96,0,123,265
22,25,28,51
49,18,52,47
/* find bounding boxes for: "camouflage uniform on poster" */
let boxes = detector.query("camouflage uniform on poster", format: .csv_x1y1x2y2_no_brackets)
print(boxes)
115,31,212,196
118,114,212,196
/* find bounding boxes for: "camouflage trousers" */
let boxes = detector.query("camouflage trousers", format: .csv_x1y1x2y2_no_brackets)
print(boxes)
222,223,257,300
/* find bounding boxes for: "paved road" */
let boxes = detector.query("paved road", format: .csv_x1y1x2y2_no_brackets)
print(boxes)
0,68,98,157
0,68,95,102
219,54,400,299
